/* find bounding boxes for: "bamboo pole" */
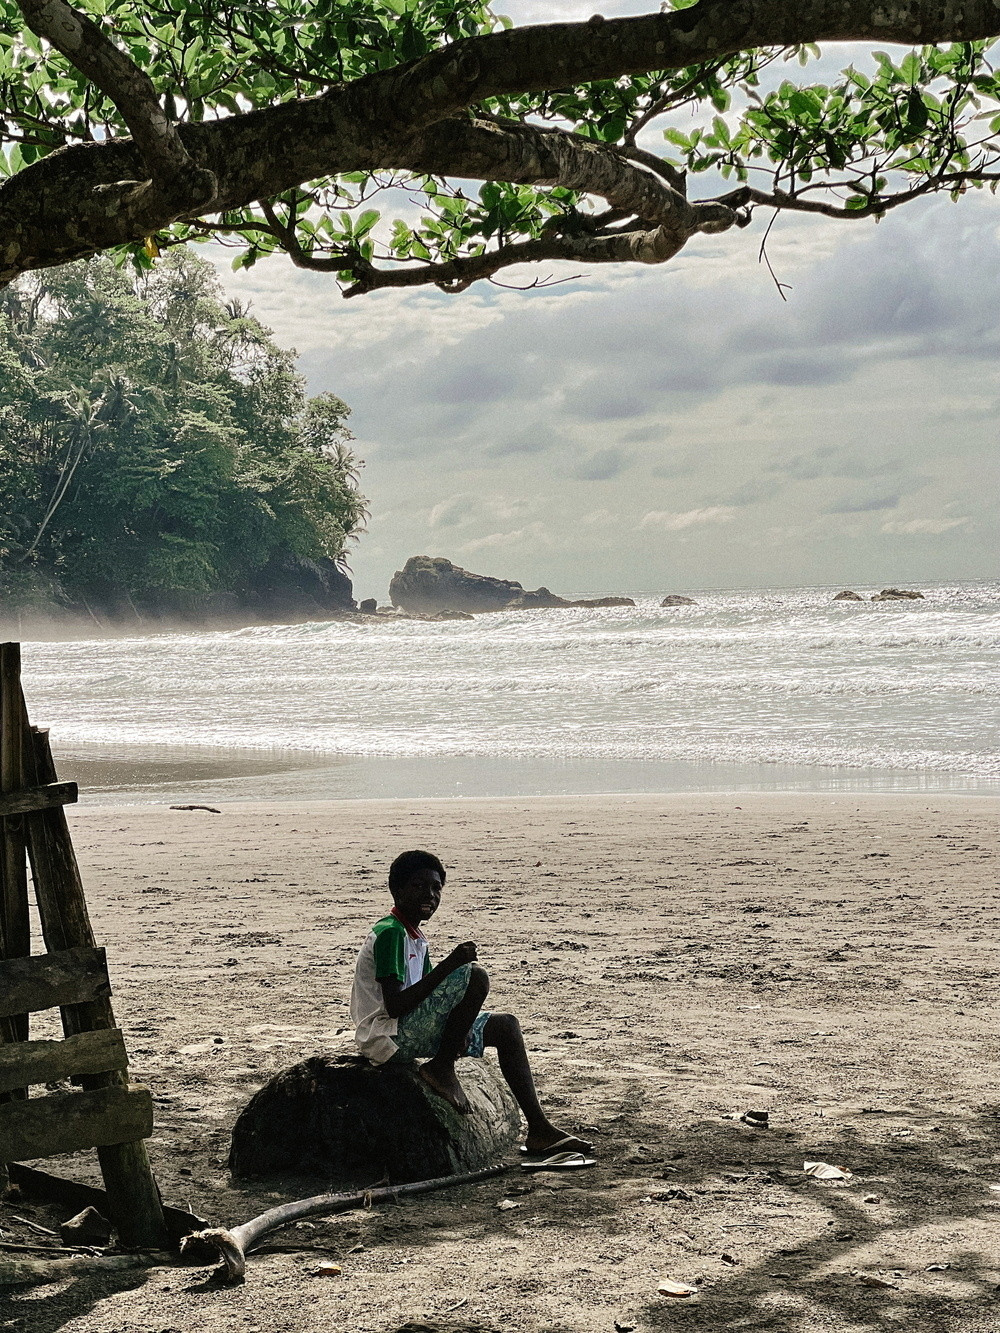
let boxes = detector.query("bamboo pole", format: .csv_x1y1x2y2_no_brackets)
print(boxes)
22,727,168,1249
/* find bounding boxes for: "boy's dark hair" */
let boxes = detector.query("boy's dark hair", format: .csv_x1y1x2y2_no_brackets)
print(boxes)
388,849,446,896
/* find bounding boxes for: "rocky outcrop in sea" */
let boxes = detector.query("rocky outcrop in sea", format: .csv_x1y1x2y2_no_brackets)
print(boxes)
389,556,635,615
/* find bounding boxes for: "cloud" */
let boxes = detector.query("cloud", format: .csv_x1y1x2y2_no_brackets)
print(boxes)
723,477,785,506
823,492,902,514
427,496,470,529
881,517,971,535
217,188,1000,593
570,447,631,481
580,508,617,527
458,522,553,554
639,507,736,531
486,435,552,458
749,350,856,387
766,443,899,481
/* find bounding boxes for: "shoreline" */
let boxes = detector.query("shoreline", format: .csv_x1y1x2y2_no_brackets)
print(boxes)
55,746,1000,805
76,788,1000,812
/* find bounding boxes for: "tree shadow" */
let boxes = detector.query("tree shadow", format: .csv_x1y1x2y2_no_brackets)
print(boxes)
2,1263,154,1333
627,1101,1000,1331
10,1096,1000,1332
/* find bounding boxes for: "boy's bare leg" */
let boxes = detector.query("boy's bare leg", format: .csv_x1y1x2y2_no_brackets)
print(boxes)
418,964,490,1115
483,1013,592,1155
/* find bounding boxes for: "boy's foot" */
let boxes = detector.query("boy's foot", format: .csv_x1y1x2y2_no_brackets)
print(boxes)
418,1059,472,1114
524,1130,593,1156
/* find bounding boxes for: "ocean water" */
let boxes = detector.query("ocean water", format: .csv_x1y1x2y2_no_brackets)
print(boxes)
17,581,1000,801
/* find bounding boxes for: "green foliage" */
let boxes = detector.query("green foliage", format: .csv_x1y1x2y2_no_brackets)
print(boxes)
0,250,366,614
0,0,998,279
680,40,1000,207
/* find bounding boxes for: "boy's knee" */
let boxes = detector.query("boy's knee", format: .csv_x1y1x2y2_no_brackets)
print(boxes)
469,963,490,996
488,1011,519,1038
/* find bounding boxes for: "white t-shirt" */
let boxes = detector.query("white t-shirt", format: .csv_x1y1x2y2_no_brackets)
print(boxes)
350,915,429,1064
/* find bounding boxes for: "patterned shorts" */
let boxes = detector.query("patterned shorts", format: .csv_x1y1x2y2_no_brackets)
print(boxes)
391,964,490,1062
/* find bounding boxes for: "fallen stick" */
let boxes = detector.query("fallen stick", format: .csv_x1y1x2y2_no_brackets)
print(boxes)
0,1252,157,1291
0,1241,101,1256
180,1163,509,1284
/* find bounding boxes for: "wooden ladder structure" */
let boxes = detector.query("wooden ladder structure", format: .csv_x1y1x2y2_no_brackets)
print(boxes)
0,642,167,1247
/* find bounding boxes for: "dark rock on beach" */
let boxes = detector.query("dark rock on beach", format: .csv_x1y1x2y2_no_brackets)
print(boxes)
661,594,697,607
833,590,864,601
872,588,925,601
229,1054,519,1186
358,597,378,614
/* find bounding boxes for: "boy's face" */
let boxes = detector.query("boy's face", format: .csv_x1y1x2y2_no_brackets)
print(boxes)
393,867,443,923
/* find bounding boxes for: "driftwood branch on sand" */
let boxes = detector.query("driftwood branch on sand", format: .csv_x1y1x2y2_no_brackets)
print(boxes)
180,1163,509,1284
0,1251,163,1290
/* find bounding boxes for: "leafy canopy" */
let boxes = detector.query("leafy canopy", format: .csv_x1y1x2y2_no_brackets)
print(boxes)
1,0,999,292
0,249,366,614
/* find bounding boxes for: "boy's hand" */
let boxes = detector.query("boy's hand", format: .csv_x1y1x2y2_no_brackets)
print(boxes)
443,941,478,971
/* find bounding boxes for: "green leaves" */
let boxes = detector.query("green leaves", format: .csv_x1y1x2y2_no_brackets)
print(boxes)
658,38,1000,214
1,0,999,289
0,251,366,611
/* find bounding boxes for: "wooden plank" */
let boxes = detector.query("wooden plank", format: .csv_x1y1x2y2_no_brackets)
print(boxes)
0,1085,153,1162
0,783,77,818
22,728,168,1249
0,947,110,1019
0,1029,127,1094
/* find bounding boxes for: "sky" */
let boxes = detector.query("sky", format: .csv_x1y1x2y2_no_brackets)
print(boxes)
212,3,1000,603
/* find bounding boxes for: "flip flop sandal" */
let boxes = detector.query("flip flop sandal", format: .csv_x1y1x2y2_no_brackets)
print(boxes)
519,1135,593,1157
521,1151,596,1172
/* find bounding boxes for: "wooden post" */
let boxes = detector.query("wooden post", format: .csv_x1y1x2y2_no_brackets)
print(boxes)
0,644,30,1043
22,727,168,1249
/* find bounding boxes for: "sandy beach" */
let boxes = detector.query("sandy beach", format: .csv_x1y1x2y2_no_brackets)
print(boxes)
4,791,1000,1332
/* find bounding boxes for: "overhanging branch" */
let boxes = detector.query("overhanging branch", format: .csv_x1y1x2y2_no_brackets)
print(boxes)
17,0,215,210
1,0,1000,288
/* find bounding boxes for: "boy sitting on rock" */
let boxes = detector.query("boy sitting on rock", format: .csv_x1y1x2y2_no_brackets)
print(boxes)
350,848,591,1158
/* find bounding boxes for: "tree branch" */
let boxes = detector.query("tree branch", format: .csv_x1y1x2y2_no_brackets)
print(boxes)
343,226,696,297
384,0,1000,130
722,171,1000,219
402,119,705,232
2,0,1000,287
17,0,215,210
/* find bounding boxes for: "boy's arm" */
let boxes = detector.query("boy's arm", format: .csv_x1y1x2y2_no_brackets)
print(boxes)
379,941,477,1019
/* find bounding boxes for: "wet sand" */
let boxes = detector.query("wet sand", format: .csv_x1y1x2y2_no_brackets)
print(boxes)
4,792,1000,1332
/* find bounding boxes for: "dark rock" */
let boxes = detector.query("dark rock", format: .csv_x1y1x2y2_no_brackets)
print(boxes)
229,1054,519,1185
427,609,475,621
249,555,356,617
660,595,697,607
872,588,925,601
359,597,378,614
570,597,636,608
507,587,571,610
389,556,524,615
832,590,863,601
60,1206,112,1247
